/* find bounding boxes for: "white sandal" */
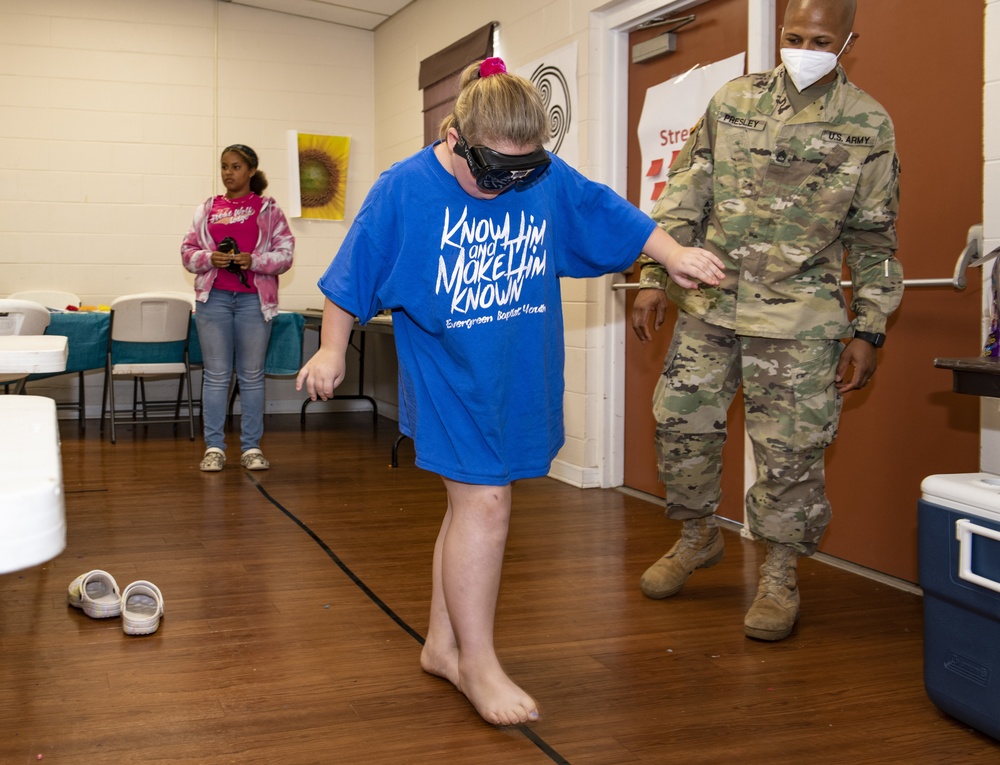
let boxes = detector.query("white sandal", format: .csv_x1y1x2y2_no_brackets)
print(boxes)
79,570,122,619
122,580,165,635
67,569,104,608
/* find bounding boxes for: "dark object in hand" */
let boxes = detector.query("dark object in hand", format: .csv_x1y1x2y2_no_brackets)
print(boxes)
218,236,248,287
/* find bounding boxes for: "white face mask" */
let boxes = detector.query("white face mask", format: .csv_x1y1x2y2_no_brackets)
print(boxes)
780,32,852,91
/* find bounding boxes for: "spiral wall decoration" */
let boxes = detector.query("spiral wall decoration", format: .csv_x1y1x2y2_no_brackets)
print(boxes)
529,64,571,155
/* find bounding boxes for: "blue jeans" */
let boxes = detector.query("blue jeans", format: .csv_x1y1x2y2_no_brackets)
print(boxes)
196,289,272,453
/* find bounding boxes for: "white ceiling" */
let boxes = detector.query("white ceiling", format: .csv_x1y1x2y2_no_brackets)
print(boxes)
224,0,414,30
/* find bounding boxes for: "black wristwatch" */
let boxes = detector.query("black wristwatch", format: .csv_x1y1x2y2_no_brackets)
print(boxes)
854,330,886,348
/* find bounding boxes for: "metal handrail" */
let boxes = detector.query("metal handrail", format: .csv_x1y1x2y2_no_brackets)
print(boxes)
612,224,998,291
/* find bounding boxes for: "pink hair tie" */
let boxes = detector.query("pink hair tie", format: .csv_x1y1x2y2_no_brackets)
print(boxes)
479,57,507,78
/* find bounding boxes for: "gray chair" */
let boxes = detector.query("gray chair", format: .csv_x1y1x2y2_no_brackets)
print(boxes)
100,293,195,444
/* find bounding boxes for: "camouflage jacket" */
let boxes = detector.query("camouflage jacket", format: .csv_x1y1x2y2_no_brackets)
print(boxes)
640,65,903,339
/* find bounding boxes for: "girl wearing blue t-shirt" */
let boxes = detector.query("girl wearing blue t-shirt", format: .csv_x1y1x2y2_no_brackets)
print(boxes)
297,58,724,726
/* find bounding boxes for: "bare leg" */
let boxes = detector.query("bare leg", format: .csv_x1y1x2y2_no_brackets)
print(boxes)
421,502,459,685
419,478,538,725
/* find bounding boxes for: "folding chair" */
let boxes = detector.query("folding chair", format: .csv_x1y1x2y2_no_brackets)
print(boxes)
0,299,52,394
9,291,81,312
100,293,195,444
10,290,88,428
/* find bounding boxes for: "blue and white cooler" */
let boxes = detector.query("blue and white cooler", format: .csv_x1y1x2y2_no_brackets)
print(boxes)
919,472,1000,740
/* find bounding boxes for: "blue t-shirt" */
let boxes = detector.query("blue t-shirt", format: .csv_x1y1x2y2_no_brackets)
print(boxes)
318,144,655,485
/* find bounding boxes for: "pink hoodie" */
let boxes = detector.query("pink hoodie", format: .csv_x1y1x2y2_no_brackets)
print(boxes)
180,195,295,321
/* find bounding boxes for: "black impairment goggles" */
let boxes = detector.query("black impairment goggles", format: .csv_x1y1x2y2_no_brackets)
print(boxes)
453,132,550,192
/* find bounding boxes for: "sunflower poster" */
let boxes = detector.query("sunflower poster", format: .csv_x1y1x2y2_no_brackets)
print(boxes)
286,131,350,220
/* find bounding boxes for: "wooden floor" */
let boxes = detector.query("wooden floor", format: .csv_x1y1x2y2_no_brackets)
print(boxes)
1,412,997,764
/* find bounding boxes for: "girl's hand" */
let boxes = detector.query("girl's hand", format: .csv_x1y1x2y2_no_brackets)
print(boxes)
231,251,253,270
640,229,725,290
209,250,252,269
296,347,347,401
665,246,725,289
209,250,233,268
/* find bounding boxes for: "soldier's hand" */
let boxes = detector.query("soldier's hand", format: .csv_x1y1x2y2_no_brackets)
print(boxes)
836,338,878,393
631,288,668,343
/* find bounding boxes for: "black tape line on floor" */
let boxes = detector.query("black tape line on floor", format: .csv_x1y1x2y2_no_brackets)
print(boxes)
248,475,424,643
248,474,572,765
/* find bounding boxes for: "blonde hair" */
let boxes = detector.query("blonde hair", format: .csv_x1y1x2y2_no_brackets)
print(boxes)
439,60,548,149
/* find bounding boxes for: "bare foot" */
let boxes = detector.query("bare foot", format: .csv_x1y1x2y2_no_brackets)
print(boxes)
457,662,539,726
422,643,539,725
420,638,459,687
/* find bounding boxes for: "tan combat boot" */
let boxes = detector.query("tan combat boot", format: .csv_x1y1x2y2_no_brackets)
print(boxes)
744,541,800,641
640,516,725,599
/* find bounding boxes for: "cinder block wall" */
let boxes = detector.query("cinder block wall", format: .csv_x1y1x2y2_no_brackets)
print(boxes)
1,0,385,418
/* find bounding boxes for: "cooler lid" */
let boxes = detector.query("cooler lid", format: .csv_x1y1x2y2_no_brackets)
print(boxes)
921,473,1000,518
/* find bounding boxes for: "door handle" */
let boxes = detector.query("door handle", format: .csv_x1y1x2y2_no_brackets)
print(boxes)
877,223,999,290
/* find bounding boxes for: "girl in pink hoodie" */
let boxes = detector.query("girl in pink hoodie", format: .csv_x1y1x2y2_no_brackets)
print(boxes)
181,144,294,472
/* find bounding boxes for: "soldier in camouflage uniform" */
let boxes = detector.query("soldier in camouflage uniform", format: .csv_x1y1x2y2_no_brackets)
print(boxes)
632,0,903,641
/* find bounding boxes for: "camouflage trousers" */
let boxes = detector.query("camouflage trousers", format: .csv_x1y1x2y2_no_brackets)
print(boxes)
653,312,844,556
